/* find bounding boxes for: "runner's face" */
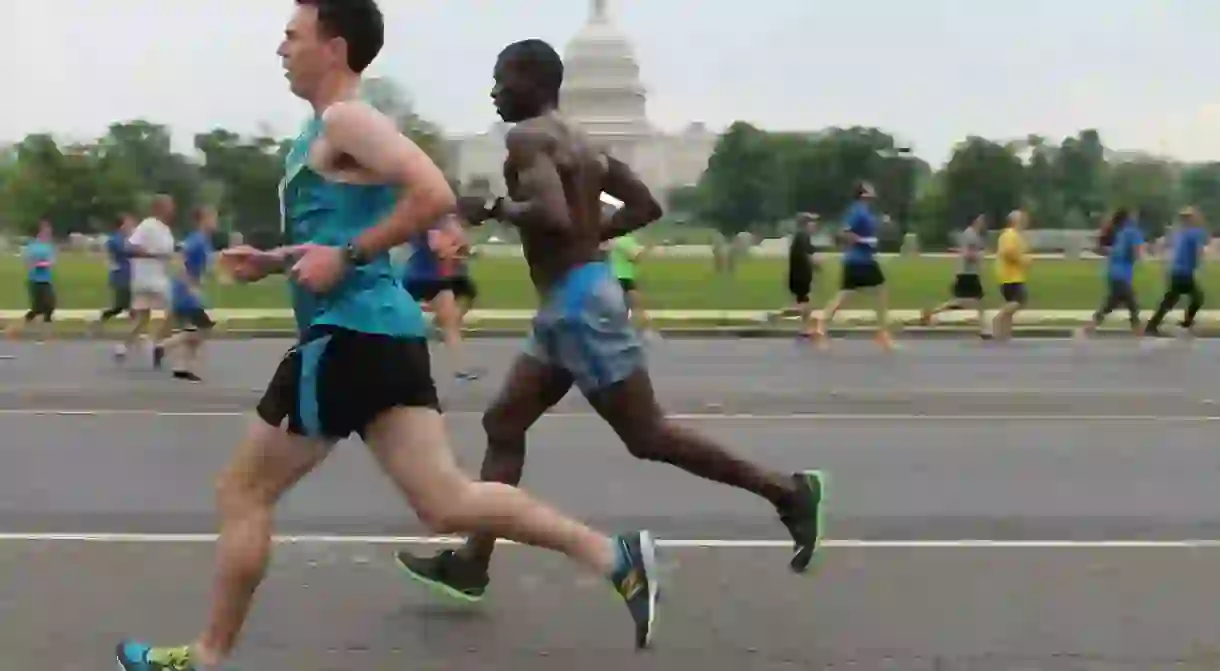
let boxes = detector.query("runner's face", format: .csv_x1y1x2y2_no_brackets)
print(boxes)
279,6,330,98
199,209,219,231
492,58,533,122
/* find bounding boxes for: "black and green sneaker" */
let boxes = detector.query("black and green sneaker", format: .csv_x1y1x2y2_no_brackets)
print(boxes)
394,549,489,602
780,470,827,573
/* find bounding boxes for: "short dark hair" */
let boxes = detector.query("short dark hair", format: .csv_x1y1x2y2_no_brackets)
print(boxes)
501,39,564,100
297,0,384,73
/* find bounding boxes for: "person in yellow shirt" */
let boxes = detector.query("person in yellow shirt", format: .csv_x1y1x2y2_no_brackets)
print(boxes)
992,210,1031,341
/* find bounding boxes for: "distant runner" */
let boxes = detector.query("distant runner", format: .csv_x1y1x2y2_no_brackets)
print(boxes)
117,195,177,364
919,214,989,337
404,214,479,380
786,213,821,337
1077,209,1144,339
6,220,56,343
1143,206,1208,338
812,181,894,351
158,205,219,382
607,231,657,339
93,213,136,333
991,210,1030,341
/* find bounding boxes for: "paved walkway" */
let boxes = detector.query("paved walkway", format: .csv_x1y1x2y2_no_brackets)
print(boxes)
5,338,1220,667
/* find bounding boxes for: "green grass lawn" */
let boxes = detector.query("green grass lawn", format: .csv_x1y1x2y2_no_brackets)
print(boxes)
0,250,1212,311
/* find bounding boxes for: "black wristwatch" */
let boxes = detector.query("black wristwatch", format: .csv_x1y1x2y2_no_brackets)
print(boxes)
487,196,505,220
343,242,371,266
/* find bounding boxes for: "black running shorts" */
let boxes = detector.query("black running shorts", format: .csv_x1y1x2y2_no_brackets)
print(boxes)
256,326,441,441
951,273,984,300
840,260,885,291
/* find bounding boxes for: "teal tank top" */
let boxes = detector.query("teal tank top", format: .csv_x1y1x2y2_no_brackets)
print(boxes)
280,117,426,338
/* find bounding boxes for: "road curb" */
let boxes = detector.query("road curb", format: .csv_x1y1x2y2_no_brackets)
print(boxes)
25,326,1202,340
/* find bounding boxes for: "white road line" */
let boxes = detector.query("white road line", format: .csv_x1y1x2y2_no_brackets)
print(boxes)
0,409,1216,422
0,533,1216,548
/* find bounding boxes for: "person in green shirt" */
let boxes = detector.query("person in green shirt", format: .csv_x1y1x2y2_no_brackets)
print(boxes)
607,233,655,336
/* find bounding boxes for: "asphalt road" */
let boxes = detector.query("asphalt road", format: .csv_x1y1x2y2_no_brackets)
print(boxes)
3,337,1220,669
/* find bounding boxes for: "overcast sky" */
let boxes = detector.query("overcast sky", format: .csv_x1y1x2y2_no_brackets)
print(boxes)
4,0,1220,165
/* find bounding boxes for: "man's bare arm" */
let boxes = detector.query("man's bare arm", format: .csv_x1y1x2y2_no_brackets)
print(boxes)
322,101,455,258
495,128,571,232
599,154,662,241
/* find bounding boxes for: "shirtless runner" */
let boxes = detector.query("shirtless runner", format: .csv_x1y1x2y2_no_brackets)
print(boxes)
396,38,827,603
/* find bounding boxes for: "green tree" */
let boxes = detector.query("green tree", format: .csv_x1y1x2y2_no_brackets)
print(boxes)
1109,156,1178,235
1022,134,1065,227
940,136,1025,242
96,120,200,228
194,128,283,236
694,121,785,235
1179,163,1220,225
1055,129,1107,225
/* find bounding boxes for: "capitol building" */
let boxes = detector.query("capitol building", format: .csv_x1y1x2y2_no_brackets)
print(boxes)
447,0,717,204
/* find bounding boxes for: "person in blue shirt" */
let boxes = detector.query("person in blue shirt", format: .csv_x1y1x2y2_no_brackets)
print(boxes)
1078,208,1145,338
116,4,656,669
6,220,56,342
403,214,479,380
93,214,136,332
1143,206,1209,337
812,181,894,350
155,205,219,381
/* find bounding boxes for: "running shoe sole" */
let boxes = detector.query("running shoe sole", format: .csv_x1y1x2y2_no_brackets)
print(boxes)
639,529,659,649
393,552,485,604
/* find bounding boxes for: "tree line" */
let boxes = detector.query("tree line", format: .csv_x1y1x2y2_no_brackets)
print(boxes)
0,78,444,247
4,76,1220,251
675,124,1220,248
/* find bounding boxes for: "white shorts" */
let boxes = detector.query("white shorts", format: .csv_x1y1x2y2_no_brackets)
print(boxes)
130,281,170,311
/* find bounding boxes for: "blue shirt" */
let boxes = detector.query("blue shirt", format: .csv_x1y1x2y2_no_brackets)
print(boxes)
106,232,131,286
24,240,54,284
172,230,213,312
1170,227,1207,277
404,231,441,281
280,117,425,338
842,202,879,265
1106,221,1144,283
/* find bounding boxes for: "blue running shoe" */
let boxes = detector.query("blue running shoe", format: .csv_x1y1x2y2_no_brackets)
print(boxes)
609,530,659,650
115,640,197,670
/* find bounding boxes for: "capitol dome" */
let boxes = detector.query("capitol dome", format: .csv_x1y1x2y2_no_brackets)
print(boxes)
563,0,637,66
560,0,649,137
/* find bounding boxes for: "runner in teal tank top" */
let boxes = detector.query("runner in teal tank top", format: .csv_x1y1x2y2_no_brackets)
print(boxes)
115,3,657,668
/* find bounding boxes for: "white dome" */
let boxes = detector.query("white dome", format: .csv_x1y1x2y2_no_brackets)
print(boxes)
563,0,636,64
559,0,650,138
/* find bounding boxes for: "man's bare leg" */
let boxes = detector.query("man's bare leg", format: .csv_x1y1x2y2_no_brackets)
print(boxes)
118,308,151,360
118,408,661,666
367,406,659,649
624,289,655,336
395,354,574,598
871,285,894,349
920,298,971,325
460,355,573,566
993,301,1020,341
151,307,176,369
195,421,331,664
813,289,853,349
433,289,476,379
398,360,826,598
112,419,334,668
